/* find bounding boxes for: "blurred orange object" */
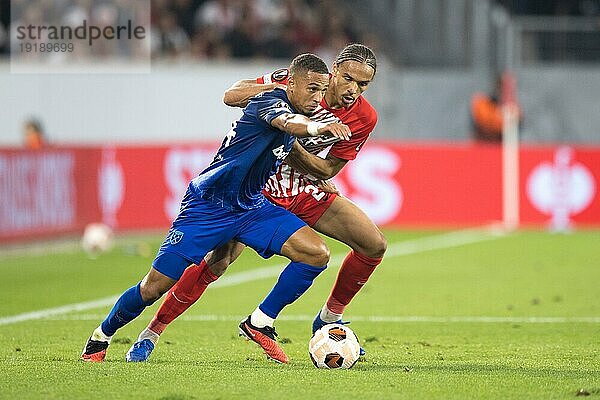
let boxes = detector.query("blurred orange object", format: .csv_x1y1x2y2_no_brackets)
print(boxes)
23,119,47,150
471,73,522,143
471,92,504,141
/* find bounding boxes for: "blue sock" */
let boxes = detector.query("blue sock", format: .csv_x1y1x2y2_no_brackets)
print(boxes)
259,262,326,319
100,283,153,336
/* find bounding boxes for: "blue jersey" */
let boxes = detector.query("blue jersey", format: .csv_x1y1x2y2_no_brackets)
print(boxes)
191,89,297,211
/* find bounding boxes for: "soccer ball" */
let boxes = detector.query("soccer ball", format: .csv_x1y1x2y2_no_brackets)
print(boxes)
81,223,113,255
308,324,361,369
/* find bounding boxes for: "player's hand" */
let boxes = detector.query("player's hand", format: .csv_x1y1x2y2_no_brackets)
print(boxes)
315,179,340,195
319,122,352,141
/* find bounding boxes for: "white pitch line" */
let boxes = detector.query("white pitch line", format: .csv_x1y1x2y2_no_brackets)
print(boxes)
0,296,120,326
213,224,506,289
33,314,600,324
0,226,505,326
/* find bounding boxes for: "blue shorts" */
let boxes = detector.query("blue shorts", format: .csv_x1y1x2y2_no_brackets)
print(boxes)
152,188,306,280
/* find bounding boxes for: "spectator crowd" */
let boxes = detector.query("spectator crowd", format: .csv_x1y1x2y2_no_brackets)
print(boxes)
1,0,597,63
498,0,600,16
0,0,370,63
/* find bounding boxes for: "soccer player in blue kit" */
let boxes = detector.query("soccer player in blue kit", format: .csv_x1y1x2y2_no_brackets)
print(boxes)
81,53,351,363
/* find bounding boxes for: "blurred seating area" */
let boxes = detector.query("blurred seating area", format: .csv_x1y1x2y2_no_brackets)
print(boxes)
0,0,375,63
2,0,600,64
498,0,600,16
150,0,372,62
498,0,600,63
0,1,8,56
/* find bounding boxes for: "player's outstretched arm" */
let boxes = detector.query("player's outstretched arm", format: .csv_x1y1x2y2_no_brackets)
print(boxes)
223,79,286,108
271,114,352,141
285,141,348,180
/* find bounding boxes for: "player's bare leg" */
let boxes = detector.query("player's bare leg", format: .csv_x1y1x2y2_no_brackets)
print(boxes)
311,195,387,338
240,226,329,363
127,241,246,362
81,268,176,362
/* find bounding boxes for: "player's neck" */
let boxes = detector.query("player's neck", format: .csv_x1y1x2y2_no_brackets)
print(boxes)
324,90,344,110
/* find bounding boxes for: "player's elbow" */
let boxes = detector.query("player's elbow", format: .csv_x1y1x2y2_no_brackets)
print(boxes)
222,91,239,107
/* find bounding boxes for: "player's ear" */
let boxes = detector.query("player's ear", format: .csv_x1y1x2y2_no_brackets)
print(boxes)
331,64,339,76
287,76,294,93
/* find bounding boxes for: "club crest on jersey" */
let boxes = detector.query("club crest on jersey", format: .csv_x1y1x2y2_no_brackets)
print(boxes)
165,229,184,245
272,145,290,160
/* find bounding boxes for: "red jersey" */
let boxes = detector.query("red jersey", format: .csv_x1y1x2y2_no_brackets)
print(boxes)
257,69,378,198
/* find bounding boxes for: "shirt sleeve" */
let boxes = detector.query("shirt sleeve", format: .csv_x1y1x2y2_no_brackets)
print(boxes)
255,95,294,126
328,113,378,161
256,68,290,85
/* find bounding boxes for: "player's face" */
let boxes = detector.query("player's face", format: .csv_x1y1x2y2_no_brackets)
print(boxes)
287,71,330,115
329,60,375,107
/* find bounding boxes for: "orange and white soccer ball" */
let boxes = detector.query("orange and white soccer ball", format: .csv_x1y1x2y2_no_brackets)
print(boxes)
309,324,361,369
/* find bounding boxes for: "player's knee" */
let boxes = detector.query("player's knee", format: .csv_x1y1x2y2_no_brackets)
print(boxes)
139,280,168,304
371,231,388,258
139,285,161,303
357,229,387,259
304,241,330,267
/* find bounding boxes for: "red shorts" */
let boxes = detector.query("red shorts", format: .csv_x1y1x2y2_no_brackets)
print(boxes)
262,189,337,227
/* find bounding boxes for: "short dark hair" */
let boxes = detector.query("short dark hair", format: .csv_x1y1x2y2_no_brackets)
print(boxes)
289,53,329,76
24,118,44,134
335,44,377,76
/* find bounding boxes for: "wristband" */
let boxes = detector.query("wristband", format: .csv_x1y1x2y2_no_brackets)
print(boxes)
307,121,325,136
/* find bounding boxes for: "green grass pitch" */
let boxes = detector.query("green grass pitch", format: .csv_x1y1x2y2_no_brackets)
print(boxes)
0,229,599,399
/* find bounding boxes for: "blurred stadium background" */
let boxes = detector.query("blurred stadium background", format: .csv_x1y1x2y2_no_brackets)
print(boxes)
1,0,599,243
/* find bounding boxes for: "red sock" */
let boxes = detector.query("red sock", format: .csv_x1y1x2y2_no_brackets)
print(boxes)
148,260,219,334
326,251,382,314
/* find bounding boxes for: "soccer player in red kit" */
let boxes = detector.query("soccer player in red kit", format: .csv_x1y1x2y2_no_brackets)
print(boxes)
127,44,387,363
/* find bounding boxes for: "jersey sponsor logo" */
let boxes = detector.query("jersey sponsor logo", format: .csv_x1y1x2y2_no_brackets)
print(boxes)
272,145,290,160
165,229,184,245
